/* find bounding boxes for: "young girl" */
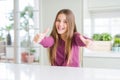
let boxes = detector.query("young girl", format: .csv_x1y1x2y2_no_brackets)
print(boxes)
33,9,93,67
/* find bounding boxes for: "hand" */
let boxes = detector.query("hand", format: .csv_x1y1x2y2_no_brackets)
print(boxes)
33,28,50,43
80,35,93,48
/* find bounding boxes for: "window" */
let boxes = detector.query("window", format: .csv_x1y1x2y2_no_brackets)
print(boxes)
0,0,13,42
0,0,41,64
89,11,120,37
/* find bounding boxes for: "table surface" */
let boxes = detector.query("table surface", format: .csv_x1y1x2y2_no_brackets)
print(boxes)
0,63,120,80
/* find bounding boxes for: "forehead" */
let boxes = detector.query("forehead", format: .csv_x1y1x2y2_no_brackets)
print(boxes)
57,13,66,20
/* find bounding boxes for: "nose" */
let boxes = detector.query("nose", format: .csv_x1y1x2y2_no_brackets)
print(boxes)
59,21,64,26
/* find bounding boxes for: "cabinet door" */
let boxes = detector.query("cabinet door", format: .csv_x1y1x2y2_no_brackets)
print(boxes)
83,57,120,69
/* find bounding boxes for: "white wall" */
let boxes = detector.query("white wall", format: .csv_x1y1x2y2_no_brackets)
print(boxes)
40,0,83,65
88,0,120,11
42,0,83,32
83,0,92,37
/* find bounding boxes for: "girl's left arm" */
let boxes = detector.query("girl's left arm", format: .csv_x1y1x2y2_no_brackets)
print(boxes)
79,35,95,50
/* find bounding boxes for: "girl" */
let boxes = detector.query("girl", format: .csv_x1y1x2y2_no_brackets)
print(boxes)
33,9,93,67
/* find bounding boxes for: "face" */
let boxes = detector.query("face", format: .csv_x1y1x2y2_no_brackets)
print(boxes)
55,14,68,35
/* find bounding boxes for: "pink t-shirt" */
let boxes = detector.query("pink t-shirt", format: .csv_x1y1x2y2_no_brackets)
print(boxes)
40,32,86,67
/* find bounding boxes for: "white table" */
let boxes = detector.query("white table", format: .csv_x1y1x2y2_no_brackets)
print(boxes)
0,63,120,80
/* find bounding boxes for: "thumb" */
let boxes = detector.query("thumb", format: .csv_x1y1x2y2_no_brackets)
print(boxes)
80,35,86,42
80,35,89,45
43,27,50,35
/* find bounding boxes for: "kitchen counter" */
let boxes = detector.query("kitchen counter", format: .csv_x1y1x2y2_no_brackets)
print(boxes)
83,49,120,69
0,63,120,80
83,49,120,58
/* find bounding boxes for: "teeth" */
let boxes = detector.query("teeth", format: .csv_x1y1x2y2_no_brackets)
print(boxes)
59,28,63,30
58,27,63,30
60,26,64,29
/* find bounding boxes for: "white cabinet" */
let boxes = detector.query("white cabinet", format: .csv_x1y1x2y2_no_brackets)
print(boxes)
83,50,120,69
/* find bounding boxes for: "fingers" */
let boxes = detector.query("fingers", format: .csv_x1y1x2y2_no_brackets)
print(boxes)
33,33,40,43
80,35,93,46
80,35,85,40
33,27,50,43
80,35,95,49
80,35,86,44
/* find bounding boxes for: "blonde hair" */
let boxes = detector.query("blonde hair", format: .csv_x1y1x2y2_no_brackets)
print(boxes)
49,9,77,66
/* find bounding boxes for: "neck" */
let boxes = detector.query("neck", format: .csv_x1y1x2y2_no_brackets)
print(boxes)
61,34,66,41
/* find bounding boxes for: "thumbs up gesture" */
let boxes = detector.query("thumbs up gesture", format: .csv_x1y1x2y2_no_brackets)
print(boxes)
33,28,50,43
80,35,93,49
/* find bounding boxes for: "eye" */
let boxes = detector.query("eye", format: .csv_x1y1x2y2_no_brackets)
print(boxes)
63,20,67,23
56,19,60,22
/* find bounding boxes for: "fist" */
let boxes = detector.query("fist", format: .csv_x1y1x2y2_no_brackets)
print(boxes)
33,27,50,43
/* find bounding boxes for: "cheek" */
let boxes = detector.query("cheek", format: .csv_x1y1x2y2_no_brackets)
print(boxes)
65,25,68,30
55,24,58,29
55,22,58,28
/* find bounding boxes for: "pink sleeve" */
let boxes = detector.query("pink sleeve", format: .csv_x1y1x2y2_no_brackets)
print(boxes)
74,32,89,47
40,36,54,48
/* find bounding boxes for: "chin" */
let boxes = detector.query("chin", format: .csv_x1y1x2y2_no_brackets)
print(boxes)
57,29,67,34
58,32,63,35
57,31,64,34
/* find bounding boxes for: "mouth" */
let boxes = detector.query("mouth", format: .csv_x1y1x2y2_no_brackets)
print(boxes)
58,26,65,31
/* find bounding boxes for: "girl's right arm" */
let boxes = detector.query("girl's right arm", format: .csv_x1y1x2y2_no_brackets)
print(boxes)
33,28,49,43
40,36,54,48
33,28,54,48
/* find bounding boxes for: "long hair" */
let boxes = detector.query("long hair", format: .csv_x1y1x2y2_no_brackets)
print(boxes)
49,9,77,65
